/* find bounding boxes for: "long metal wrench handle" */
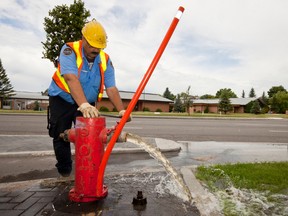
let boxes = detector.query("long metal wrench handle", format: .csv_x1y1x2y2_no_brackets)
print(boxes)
96,6,185,195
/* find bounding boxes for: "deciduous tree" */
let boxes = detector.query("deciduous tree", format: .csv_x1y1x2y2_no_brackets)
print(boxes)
200,94,215,99
180,86,192,115
215,88,237,98
42,0,90,66
218,91,233,114
269,91,288,114
267,86,287,98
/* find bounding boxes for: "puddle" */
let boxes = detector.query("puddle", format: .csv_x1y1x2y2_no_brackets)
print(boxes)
51,171,200,215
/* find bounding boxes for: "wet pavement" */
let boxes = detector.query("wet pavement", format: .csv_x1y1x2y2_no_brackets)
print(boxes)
0,171,200,216
0,135,287,215
0,137,202,216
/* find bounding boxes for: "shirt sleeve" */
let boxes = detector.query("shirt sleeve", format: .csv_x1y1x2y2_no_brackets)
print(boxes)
104,57,116,88
59,44,78,76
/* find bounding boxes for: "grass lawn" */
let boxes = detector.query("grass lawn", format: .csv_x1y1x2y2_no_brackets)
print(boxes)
2,109,287,119
131,112,288,119
195,162,288,215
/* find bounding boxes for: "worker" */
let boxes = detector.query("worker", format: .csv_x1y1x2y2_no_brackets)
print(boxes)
47,19,130,177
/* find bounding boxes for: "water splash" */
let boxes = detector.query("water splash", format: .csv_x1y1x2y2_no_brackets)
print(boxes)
126,133,193,203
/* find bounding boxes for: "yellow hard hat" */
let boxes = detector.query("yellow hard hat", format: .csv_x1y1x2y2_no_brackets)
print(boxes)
82,19,107,49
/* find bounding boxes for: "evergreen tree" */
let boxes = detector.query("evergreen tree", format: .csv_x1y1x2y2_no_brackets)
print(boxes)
42,0,90,66
249,87,256,97
261,91,269,105
244,101,253,113
173,94,185,112
241,90,245,98
250,100,261,114
0,59,15,109
260,91,269,113
163,87,175,100
33,101,40,111
218,91,233,114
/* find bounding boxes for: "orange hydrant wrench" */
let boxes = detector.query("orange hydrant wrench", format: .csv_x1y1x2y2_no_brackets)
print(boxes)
96,6,185,196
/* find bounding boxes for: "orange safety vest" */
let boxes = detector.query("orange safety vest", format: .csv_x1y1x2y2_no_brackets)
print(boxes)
52,40,109,102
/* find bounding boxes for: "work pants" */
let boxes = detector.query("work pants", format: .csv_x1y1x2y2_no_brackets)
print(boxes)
48,96,80,176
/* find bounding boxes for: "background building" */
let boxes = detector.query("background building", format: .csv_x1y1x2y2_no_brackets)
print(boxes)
190,98,258,114
4,91,173,112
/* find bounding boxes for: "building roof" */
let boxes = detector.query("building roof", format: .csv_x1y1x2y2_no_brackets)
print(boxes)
104,91,173,103
11,91,173,103
192,97,257,105
11,91,48,100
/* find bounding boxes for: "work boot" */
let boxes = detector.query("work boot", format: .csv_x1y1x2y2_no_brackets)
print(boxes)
59,172,70,177
57,174,74,183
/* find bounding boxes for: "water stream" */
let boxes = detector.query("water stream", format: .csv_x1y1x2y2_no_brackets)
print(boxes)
126,133,193,203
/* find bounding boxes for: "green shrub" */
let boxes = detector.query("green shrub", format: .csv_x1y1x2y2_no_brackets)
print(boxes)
143,107,150,112
33,101,40,111
156,108,162,112
261,106,269,114
99,106,109,112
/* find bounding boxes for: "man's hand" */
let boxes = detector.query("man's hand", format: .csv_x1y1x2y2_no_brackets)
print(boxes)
119,110,132,122
77,103,99,118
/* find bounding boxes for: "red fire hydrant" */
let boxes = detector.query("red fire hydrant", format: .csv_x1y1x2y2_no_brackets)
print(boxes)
61,116,121,202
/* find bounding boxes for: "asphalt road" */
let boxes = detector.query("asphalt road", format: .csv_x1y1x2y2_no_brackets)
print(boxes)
0,114,287,183
0,114,287,142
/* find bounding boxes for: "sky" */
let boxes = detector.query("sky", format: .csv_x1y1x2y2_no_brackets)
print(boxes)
0,0,288,98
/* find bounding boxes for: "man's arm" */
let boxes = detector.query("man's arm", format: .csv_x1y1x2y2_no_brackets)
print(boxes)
106,86,131,121
64,73,99,118
106,86,124,111
63,73,87,106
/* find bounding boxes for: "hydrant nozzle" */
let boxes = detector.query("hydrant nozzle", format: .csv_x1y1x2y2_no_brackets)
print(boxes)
107,131,127,143
60,128,127,144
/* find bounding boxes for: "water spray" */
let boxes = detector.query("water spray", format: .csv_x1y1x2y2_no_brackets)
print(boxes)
126,133,193,202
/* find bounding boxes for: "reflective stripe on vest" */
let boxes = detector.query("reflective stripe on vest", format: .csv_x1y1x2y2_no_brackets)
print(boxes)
97,49,107,101
52,40,108,101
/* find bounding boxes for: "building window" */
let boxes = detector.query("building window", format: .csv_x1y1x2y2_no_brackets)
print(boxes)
2,100,12,109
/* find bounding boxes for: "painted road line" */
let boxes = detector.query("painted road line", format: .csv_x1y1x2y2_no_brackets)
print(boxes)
0,134,49,137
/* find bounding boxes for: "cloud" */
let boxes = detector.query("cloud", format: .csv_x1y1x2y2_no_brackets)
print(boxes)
0,0,288,98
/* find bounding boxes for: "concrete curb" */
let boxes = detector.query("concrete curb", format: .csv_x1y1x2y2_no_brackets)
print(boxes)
1,112,285,120
180,166,222,216
0,138,181,158
0,147,181,158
